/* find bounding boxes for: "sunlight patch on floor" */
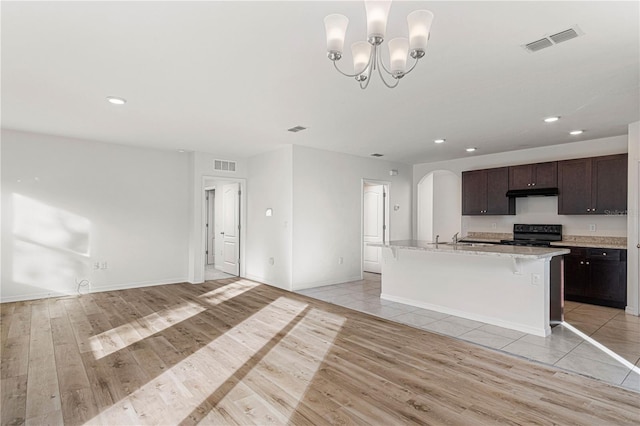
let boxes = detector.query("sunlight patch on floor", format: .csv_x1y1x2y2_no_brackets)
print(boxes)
87,296,309,424
563,321,640,375
89,301,207,359
198,280,261,305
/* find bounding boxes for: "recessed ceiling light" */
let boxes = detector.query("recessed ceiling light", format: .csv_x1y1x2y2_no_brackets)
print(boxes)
107,96,126,105
466,147,477,152
434,139,446,144
544,116,560,123
569,130,584,135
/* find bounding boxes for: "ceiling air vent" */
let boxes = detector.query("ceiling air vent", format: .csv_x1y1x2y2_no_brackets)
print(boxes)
525,38,553,52
549,28,579,44
522,26,583,53
214,159,237,172
370,153,384,157
287,125,307,132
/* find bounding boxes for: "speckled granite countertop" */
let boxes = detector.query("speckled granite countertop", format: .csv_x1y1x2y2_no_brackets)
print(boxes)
465,232,627,249
370,240,569,260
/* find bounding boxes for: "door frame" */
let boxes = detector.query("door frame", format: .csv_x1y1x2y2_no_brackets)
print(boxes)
200,176,246,280
361,179,390,278
205,187,216,265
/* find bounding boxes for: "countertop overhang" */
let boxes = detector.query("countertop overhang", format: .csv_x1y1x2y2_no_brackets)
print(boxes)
370,240,570,260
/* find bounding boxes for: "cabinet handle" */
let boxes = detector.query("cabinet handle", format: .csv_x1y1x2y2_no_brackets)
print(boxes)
592,208,596,212
603,252,606,256
532,183,536,186
580,261,584,264
586,261,590,265
527,183,531,187
587,208,591,212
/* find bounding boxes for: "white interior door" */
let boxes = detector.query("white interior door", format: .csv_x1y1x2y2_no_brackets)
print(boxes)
363,184,385,273
221,183,240,275
206,190,215,265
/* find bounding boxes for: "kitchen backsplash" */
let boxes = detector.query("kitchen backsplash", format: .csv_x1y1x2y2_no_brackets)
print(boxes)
462,196,628,238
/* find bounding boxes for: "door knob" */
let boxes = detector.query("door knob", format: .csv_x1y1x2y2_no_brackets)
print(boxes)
637,243,640,248
220,232,225,235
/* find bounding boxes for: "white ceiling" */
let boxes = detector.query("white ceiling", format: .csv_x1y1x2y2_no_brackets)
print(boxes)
2,1,638,165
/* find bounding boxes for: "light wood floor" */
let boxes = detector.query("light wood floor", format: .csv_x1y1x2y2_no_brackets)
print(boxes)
2,278,639,425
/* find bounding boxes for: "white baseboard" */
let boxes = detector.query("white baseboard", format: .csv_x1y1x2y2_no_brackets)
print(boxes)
1,277,189,303
625,305,639,316
292,275,362,291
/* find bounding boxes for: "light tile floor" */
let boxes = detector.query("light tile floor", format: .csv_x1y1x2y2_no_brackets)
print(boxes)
296,272,640,393
205,265,236,281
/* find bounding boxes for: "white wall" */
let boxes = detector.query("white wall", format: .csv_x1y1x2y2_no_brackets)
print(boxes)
418,170,461,242
417,173,434,241
187,151,247,283
1,129,190,302
627,122,639,316
246,147,293,290
291,145,412,289
413,136,629,238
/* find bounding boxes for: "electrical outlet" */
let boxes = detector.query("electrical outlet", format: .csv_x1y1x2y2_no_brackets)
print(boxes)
531,273,541,285
589,224,596,232
100,262,108,270
93,262,100,270
338,257,344,265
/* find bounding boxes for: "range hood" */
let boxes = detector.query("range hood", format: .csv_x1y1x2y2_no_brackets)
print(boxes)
506,187,559,198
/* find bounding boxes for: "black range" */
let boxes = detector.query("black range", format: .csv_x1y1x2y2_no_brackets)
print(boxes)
500,224,562,247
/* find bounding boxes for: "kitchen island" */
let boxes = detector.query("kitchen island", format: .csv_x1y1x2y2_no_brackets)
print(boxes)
370,240,570,337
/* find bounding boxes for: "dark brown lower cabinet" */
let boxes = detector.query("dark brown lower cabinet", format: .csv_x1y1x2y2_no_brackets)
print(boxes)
564,247,627,309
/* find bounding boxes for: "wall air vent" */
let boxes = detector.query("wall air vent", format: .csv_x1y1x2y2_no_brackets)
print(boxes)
214,159,237,172
522,26,583,53
287,125,307,132
370,153,384,157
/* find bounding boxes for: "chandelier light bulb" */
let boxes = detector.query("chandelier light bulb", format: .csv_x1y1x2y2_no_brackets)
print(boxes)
324,14,349,57
364,0,392,40
388,37,409,75
352,41,372,75
407,10,434,52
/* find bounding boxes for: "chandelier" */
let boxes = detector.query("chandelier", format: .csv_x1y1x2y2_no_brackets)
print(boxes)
323,0,434,89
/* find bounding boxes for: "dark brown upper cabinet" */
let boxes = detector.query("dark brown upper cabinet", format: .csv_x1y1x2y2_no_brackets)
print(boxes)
558,154,627,215
508,161,557,190
462,167,515,215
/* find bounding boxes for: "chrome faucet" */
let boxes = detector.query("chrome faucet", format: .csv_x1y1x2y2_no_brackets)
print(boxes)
435,235,440,244
452,232,459,244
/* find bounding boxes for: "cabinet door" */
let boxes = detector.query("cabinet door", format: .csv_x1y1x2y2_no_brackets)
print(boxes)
588,259,626,304
508,164,533,190
533,161,557,188
564,251,588,298
462,170,487,215
486,167,514,215
558,158,591,214
592,154,627,215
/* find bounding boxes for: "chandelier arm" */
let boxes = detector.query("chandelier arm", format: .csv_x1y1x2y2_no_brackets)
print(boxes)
376,53,400,88
402,57,420,76
359,71,373,90
377,46,394,76
333,61,362,78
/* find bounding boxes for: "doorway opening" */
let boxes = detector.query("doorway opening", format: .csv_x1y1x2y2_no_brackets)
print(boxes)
362,180,390,274
202,178,244,281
